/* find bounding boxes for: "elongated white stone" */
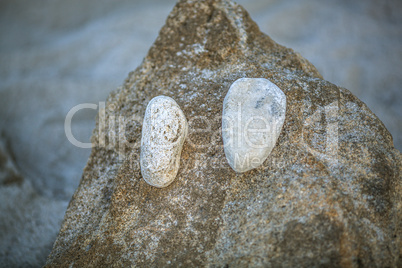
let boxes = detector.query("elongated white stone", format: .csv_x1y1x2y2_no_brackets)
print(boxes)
222,78,286,173
140,96,188,188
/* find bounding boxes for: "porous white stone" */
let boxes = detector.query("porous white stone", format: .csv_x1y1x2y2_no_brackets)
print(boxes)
222,78,286,173
140,96,188,188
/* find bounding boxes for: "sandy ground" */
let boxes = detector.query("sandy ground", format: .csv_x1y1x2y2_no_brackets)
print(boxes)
0,0,401,266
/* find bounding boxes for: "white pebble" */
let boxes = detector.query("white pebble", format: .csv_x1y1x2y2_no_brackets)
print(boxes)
140,96,188,187
222,78,286,172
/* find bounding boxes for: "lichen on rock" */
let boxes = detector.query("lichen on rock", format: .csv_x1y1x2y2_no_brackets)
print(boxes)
45,0,401,267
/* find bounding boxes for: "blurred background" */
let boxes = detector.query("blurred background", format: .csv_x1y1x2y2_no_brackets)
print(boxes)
0,0,401,266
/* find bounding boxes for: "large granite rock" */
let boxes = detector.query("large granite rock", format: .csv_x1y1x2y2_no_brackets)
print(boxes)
46,0,401,266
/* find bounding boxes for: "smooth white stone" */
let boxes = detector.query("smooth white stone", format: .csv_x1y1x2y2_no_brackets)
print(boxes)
222,78,286,173
140,96,188,188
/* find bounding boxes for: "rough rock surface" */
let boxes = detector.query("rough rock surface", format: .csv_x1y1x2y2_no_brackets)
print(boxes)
222,78,286,173
46,0,401,266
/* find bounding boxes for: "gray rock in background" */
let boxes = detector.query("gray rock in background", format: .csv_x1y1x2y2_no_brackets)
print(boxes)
0,0,401,266
0,136,68,267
